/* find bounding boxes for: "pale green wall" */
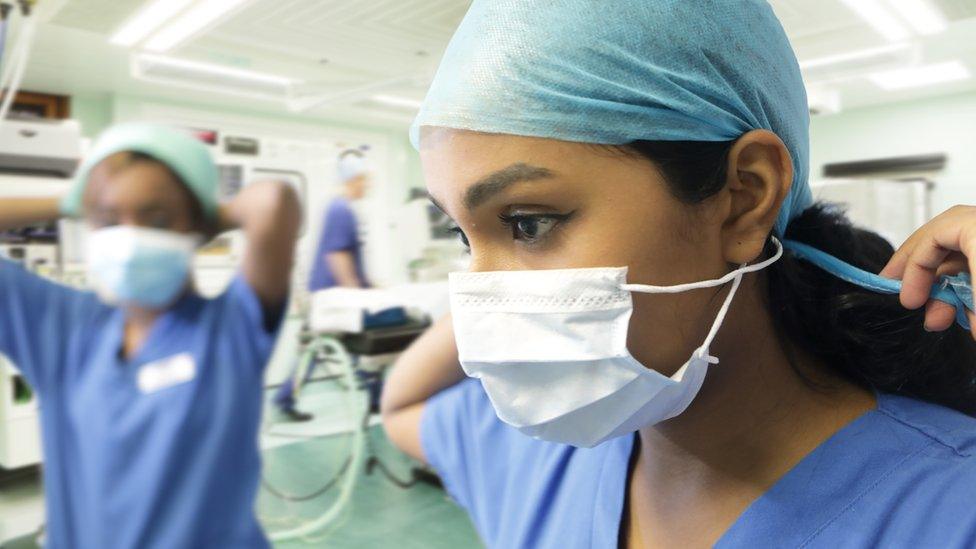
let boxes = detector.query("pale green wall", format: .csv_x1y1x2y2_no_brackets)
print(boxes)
810,90,976,214
69,93,113,138
402,134,426,195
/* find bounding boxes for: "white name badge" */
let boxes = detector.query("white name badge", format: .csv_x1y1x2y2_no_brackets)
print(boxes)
137,353,196,394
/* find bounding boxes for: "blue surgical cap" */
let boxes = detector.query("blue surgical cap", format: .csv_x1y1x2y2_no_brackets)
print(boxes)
338,153,368,184
411,0,814,235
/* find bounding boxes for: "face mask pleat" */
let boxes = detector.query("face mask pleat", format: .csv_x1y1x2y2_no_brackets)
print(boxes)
450,238,784,447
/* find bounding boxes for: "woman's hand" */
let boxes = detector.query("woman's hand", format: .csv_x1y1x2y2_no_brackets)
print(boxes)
881,205,976,338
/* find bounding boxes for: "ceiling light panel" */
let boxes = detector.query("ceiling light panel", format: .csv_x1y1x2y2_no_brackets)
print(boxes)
869,60,971,89
839,0,913,41
144,0,251,52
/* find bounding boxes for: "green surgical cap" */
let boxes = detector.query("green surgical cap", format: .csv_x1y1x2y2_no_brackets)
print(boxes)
62,123,219,219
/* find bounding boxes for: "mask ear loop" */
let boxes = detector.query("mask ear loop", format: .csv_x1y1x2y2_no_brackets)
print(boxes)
619,237,784,294
694,273,744,364
620,237,785,364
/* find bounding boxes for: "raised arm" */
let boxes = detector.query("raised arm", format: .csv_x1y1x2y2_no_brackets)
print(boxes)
0,197,62,231
0,195,87,392
380,313,467,461
218,181,302,311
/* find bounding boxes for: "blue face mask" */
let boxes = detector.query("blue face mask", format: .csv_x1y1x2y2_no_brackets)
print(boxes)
86,226,200,309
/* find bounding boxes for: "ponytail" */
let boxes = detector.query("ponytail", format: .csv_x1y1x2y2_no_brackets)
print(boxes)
620,140,976,415
768,204,976,414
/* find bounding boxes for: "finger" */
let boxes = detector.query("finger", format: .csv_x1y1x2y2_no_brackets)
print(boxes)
882,210,950,279
920,255,969,332
886,205,976,277
941,254,968,274
934,207,976,278
881,233,919,279
923,299,957,332
965,225,976,282
899,235,954,309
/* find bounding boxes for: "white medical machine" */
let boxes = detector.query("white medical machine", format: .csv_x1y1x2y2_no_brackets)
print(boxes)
393,193,469,282
0,118,82,544
0,119,82,471
811,178,931,246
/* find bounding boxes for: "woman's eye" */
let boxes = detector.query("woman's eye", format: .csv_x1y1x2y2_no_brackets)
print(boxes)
500,213,570,244
513,217,555,241
449,226,470,249
148,215,172,229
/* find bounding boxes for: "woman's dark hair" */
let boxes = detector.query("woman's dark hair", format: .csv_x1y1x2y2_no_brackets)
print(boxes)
622,140,976,415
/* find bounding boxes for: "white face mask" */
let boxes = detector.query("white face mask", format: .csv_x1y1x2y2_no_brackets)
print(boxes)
86,226,200,309
449,238,784,448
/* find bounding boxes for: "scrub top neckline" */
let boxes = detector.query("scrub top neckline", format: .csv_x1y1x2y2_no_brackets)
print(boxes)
109,291,206,366
604,396,887,548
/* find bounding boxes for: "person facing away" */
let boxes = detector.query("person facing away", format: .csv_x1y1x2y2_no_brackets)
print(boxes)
0,123,301,548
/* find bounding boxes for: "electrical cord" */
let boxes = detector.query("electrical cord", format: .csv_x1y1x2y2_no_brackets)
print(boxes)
261,335,364,530
260,454,353,503
360,403,420,490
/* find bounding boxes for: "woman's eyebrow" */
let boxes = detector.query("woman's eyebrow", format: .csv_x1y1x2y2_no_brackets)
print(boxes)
463,163,555,211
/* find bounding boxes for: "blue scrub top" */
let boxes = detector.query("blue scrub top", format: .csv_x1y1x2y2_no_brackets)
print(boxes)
307,196,368,292
0,259,281,549
423,379,976,548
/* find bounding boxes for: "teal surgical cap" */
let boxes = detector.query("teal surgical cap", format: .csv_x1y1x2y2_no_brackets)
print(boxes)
411,0,814,236
63,123,219,220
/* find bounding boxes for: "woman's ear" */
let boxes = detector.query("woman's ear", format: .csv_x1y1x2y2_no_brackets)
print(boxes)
720,129,793,264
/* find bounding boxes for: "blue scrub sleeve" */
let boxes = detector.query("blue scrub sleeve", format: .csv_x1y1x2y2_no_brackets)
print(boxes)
319,202,358,253
421,378,514,513
222,274,286,371
0,258,100,392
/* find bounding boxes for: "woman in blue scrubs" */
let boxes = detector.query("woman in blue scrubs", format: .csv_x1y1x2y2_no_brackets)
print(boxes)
0,123,300,548
381,1,976,547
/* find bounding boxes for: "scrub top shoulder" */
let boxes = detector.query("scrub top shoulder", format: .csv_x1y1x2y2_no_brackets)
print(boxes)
0,258,282,549
422,378,976,549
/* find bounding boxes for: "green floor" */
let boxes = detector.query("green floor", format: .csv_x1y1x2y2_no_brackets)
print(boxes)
259,425,481,548
260,371,481,548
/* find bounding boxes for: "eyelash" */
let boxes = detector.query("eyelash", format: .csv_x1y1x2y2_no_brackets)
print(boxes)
449,211,574,252
449,226,470,249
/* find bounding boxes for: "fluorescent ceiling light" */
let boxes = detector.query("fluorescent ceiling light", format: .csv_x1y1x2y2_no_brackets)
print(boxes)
144,0,249,52
799,43,911,70
869,60,971,90
839,0,912,41
371,94,424,110
132,53,296,102
135,53,294,85
884,0,948,35
110,0,195,47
